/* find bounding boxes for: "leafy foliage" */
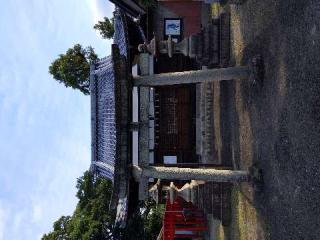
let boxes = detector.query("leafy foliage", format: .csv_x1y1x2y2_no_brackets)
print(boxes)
42,171,164,240
121,200,164,240
49,44,97,95
42,171,114,240
144,203,164,239
93,0,157,41
94,17,115,40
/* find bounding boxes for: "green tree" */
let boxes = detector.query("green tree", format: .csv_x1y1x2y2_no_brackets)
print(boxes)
49,44,97,95
144,203,164,239
94,17,115,39
93,0,157,40
42,171,164,240
42,216,71,240
42,171,114,240
121,199,164,240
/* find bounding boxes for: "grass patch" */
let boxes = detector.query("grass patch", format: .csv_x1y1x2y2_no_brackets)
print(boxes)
229,185,263,240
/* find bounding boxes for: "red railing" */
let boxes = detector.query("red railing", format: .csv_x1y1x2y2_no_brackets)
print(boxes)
163,196,208,240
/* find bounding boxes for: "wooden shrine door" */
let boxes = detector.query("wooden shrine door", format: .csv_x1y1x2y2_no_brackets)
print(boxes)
154,85,196,164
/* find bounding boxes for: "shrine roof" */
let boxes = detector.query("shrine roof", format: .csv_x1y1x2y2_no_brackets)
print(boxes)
90,9,131,227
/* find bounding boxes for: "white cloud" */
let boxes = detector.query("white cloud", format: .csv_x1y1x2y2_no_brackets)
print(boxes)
32,204,43,223
86,0,114,23
87,0,105,23
12,212,24,239
0,206,6,240
0,0,112,239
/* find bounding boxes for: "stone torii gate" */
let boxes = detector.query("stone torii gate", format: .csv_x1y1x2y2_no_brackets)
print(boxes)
132,53,264,200
134,65,250,86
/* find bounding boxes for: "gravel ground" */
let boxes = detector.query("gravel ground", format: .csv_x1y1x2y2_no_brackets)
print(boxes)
223,0,320,239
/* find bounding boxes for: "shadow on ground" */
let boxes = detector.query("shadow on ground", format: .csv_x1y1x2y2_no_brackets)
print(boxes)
213,0,320,239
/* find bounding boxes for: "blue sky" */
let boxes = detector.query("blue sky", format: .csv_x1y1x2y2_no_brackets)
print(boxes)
0,0,114,239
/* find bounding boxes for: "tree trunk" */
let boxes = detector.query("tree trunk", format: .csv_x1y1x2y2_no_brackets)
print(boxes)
132,165,249,183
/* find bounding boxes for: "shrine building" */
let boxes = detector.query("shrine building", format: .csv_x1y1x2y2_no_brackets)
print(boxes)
90,0,255,228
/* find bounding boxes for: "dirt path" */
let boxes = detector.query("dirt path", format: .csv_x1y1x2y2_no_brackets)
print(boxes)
220,0,320,239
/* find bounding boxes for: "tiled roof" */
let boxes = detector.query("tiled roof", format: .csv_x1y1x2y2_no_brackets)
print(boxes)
90,9,131,227
91,55,116,180
90,9,129,181
114,10,128,58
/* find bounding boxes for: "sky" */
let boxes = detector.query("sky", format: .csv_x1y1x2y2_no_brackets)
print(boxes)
0,0,114,239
